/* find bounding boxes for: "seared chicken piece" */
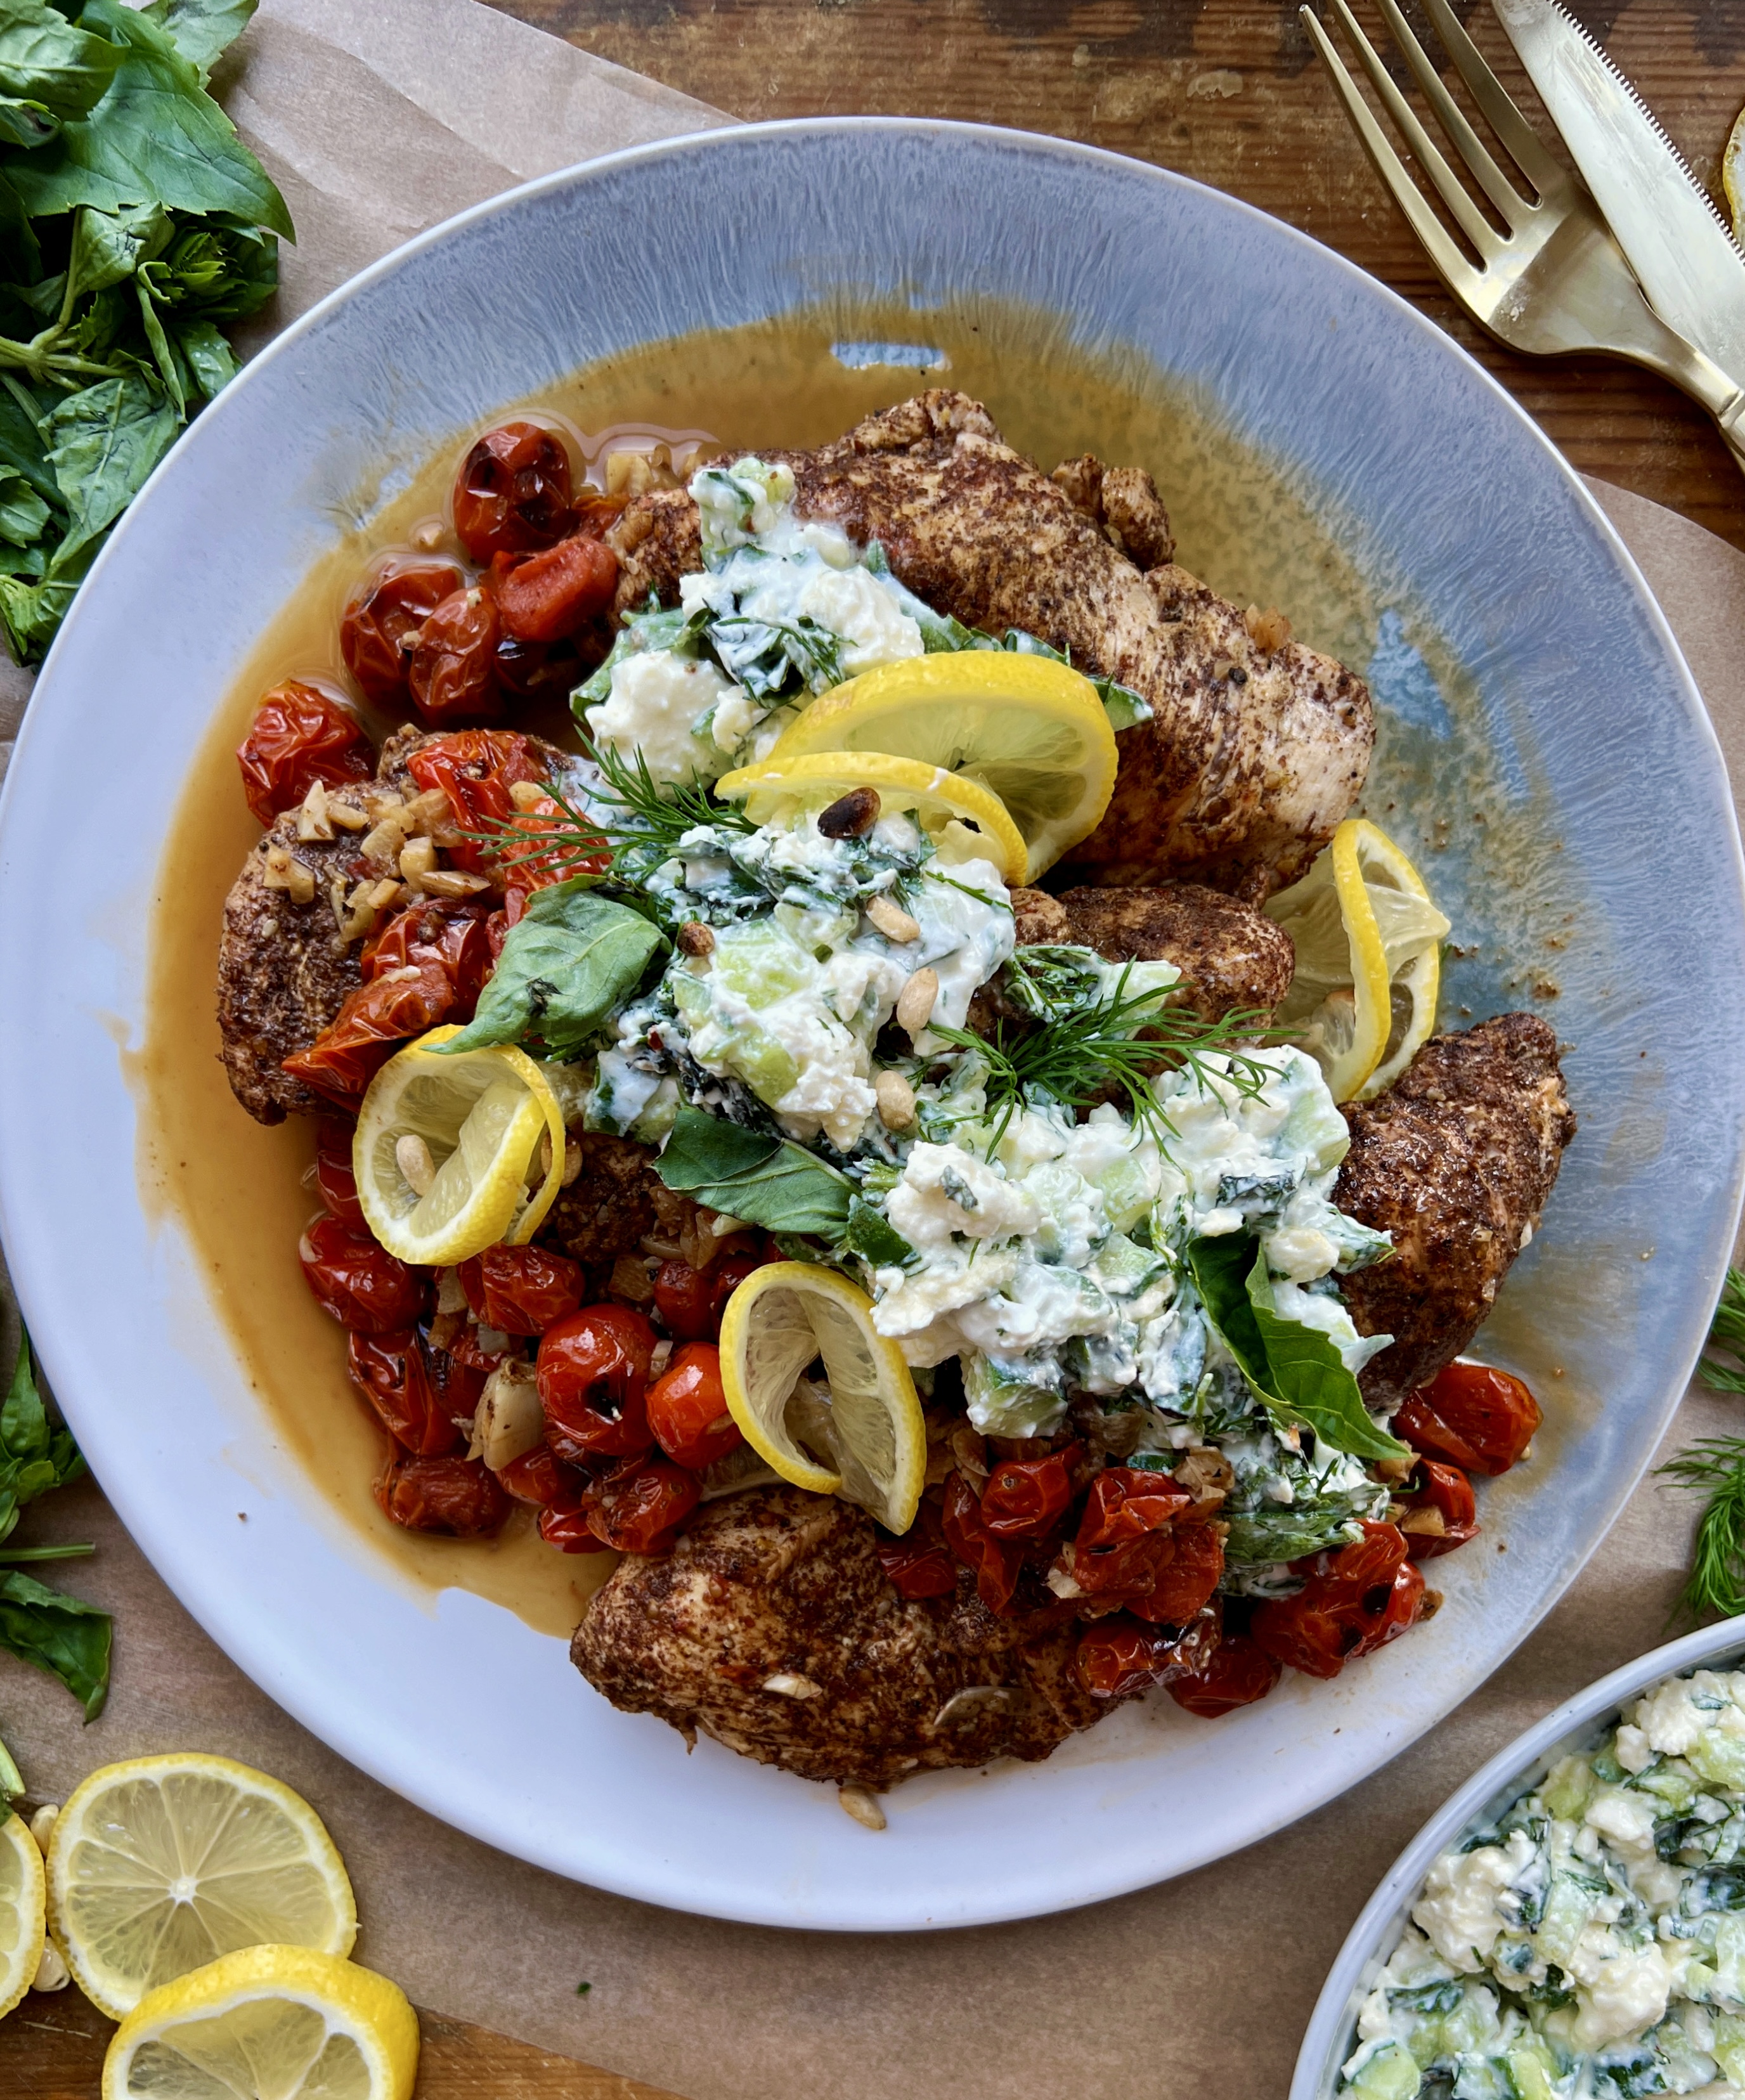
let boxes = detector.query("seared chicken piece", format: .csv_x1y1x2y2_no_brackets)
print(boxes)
574,1485,1206,1787
1335,1014,1576,1407
538,1132,690,1271
216,729,574,1124
1009,883,1294,1022
608,391,1372,893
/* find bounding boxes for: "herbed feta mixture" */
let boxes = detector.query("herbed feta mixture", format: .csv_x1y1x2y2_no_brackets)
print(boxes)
1342,1668,1745,2100
559,453,1413,1592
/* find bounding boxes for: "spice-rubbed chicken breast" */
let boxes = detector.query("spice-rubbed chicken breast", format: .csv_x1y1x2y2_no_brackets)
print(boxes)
573,1484,1207,1787
1009,884,1295,1022
1335,1013,1576,1408
609,390,1372,894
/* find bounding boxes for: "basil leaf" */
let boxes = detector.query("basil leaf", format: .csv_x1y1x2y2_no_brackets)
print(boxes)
45,370,177,549
0,1568,110,1718
10,1,291,236
0,94,56,147
0,1332,84,1547
141,0,254,84
1187,1234,1407,1465
842,1195,914,1269
0,470,46,543
67,198,167,295
0,1,120,118
656,1106,854,1238
171,312,233,398
438,879,665,1060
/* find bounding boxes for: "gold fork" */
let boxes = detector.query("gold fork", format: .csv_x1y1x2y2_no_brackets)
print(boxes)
1302,0,1745,470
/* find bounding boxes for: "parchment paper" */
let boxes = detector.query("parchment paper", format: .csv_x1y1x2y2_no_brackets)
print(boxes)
3,7,1744,2097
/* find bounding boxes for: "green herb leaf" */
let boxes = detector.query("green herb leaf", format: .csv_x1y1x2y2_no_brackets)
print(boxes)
0,1330,85,1550
45,368,177,549
141,0,255,84
10,0,291,235
171,311,232,398
0,470,47,544
0,2,120,119
1187,1233,1407,1464
655,1106,854,1238
0,94,56,148
842,1195,913,1269
68,198,168,296
0,1567,110,1719
436,879,665,1060
1661,1437,1745,1621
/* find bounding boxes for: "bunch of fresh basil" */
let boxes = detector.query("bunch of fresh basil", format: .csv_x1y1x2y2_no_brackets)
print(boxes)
0,0,290,662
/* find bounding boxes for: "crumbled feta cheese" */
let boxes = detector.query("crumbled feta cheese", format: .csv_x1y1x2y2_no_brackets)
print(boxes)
1413,1831,1536,1967
585,651,734,785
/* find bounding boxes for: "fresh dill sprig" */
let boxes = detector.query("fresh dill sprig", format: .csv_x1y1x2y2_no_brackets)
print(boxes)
1660,1438,1745,1620
1700,1266,1745,1395
935,965,1275,1148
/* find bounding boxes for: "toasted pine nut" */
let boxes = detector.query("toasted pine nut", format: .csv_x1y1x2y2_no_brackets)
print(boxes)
676,919,715,956
396,1133,436,1195
896,966,938,1038
876,1069,916,1130
562,1136,583,1186
866,895,920,944
838,1784,886,1832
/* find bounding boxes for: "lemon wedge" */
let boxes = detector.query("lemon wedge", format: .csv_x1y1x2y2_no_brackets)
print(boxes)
0,1808,45,2021
769,654,1117,881
715,748,1028,885
47,1754,358,2021
102,1945,418,2100
353,1026,564,1266
718,1262,925,1534
1265,817,1450,1103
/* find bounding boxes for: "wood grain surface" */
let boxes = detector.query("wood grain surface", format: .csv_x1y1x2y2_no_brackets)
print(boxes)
11,1,1745,2094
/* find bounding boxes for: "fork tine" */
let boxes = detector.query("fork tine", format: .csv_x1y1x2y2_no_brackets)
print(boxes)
1416,0,1566,197
1371,0,1526,223
1300,6,1486,301
1321,0,1500,257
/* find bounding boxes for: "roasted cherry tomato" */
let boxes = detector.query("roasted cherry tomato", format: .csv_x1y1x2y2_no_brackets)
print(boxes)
346,1330,480,1456
452,422,574,562
282,900,494,1109
496,1442,588,1509
874,1522,959,1600
1250,1522,1425,1681
1167,1634,1283,1720
539,1505,606,1553
340,561,464,706
652,1250,769,1342
236,681,372,826
1395,1361,1543,1477
458,1243,585,1337
490,536,618,643
405,729,548,876
408,584,502,727
1077,1616,1184,1700
1127,1518,1226,1628
941,1470,1027,1616
580,1456,699,1555
645,1343,741,1472
1060,1465,1192,1602
313,1117,365,1228
538,1305,656,1462
298,1215,429,1333
980,1448,1077,1541
376,1454,509,1537
495,632,583,701
1399,1456,1480,1560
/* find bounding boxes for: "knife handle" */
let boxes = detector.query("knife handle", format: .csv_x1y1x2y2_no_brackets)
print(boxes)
1629,326,1745,485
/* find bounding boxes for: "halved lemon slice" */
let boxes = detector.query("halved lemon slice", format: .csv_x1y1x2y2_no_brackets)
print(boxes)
0,1808,45,2021
47,1754,358,2021
770,654,1117,881
1265,817,1450,1103
718,1262,926,1534
353,1027,564,1266
715,748,1027,886
102,1945,418,2100
1726,102,1745,242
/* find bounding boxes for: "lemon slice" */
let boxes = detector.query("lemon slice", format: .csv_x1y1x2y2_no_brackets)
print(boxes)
715,749,1028,885
718,1262,926,1534
47,1754,358,2021
1726,102,1745,242
102,1945,418,2100
0,1810,46,2021
1265,817,1450,1103
353,1026,564,1266
770,654,1117,881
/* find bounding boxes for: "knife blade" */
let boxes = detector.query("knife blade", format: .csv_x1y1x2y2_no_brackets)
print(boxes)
1491,0,1745,389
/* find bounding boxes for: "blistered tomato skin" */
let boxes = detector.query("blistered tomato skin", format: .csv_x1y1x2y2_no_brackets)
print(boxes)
237,682,372,826
874,1534,959,1600
491,536,618,642
1396,1361,1543,1477
538,1306,657,1462
1250,1521,1423,1681
377,1454,509,1537
408,586,502,727
1167,1635,1283,1720
942,1472,1027,1616
1076,1616,1186,1700
458,1243,585,1337
645,1344,741,1471
496,1443,587,1509
979,1450,1075,1540
340,562,464,706
313,1118,365,1228
1127,1519,1226,1628
452,423,574,562
539,1505,605,1553
1401,1457,1481,1560
346,1330,477,1456
298,1215,429,1333
581,1457,699,1555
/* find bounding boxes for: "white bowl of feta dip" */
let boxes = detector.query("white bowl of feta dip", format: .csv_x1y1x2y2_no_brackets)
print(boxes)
1295,1617,1745,2100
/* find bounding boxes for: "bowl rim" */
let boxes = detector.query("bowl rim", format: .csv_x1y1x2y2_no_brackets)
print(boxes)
2,115,1741,1929
1290,1612,1745,2098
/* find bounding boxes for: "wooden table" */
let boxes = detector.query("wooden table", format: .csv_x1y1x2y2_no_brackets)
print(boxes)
8,3,1742,2094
